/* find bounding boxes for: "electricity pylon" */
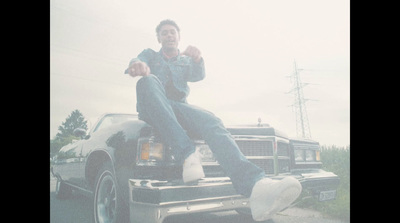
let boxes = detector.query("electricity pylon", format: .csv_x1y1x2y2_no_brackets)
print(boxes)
287,60,312,139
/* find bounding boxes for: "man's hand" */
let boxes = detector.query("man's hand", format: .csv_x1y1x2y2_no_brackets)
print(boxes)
128,61,150,77
182,45,202,63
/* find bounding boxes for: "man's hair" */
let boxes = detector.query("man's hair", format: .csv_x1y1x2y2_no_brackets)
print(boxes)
155,19,180,34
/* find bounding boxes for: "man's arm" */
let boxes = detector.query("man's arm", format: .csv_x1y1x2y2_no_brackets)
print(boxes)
182,46,205,82
124,49,155,77
188,58,205,82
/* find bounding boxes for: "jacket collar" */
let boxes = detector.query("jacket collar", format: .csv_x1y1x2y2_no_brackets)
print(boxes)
159,48,181,61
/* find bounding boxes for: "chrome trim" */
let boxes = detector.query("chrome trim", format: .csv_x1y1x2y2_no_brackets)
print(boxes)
128,170,339,223
63,181,94,196
128,178,249,223
129,195,250,223
232,135,276,139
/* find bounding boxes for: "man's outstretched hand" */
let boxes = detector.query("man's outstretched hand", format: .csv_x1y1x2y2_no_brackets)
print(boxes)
182,45,202,63
128,61,150,77
128,45,201,78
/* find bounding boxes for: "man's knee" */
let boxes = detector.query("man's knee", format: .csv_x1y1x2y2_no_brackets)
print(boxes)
137,74,159,88
136,74,163,94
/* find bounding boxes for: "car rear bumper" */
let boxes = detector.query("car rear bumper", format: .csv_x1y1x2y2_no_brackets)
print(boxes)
128,170,339,223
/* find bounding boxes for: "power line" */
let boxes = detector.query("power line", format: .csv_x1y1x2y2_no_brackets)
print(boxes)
50,72,134,87
50,1,144,34
298,68,345,72
51,44,127,67
50,2,139,68
51,2,116,29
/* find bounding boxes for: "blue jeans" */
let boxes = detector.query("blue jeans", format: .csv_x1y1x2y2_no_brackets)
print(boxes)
136,74,265,197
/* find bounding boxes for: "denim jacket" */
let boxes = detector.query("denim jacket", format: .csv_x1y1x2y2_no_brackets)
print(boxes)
125,48,206,102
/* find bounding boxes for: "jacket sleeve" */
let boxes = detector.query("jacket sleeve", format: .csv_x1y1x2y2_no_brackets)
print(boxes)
187,58,206,82
124,49,155,74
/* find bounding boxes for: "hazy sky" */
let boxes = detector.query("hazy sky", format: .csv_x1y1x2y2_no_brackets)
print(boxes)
50,0,350,147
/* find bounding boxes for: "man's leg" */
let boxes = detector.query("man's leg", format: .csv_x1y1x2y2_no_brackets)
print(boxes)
135,75,195,163
171,102,302,221
170,102,265,197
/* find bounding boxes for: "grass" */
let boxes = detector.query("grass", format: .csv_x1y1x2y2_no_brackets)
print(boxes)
297,145,350,221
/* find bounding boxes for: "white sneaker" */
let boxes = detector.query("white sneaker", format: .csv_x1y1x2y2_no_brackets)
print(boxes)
182,151,205,183
250,176,302,221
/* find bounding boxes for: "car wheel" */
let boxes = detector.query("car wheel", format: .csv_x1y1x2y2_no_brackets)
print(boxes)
235,208,254,220
93,161,128,223
55,177,72,199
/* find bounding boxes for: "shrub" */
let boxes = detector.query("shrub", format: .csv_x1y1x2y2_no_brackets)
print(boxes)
298,145,350,221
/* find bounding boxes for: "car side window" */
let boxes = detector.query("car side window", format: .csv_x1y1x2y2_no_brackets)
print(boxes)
94,117,113,133
92,114,138,133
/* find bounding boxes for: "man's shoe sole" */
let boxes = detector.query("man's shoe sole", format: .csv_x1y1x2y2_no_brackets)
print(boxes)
250,177,302,221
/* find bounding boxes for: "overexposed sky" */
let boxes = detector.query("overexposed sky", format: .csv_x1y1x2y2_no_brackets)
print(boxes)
50,0,350,147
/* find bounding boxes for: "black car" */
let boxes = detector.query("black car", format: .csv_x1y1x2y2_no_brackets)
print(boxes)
51,113,339,223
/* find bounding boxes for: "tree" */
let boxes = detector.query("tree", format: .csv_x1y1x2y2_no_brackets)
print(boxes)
56,109,88,139
50,135,78,157
51,109,88,156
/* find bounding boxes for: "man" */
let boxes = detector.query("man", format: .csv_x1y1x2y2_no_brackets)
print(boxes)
125,19,302,221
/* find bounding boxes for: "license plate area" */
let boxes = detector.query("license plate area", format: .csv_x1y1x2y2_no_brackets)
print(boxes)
318,190,336,201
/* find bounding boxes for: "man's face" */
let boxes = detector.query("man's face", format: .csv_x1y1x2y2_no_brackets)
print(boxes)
157,24,180,50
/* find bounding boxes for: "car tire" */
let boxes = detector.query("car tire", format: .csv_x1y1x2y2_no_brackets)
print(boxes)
235,208,255,221
93,161,129,223
55,177,72,199
236,208,253,216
